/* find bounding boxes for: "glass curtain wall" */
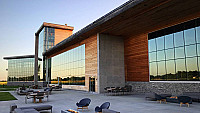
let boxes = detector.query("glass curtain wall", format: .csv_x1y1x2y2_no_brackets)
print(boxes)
38,27,55,81
149,19,200,81
51,44,85,85
7,58,39,81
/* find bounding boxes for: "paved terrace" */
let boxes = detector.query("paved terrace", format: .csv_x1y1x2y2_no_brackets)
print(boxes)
0,89,200,113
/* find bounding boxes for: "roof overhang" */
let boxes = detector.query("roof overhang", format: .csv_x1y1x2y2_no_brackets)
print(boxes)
43,0,145,57
43,0,200,57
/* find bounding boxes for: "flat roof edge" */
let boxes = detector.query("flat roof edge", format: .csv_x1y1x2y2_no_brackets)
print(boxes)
3,55,42,61
35,22,74,35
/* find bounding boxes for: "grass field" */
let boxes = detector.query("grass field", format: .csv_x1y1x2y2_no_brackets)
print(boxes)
0,92,17,101
0,85,19,88
0,88,16,91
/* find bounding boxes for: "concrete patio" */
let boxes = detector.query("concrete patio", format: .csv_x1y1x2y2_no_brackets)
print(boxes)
0,89,200,113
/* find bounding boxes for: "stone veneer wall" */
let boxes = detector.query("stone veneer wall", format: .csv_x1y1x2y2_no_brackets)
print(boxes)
62,85,87,91
126,81,200,95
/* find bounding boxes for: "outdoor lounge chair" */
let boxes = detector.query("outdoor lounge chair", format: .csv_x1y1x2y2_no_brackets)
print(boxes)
178,96,192,107
76,98,91,111
102,109,120,113
10,104,52,113
95,102,110,113
155,93,167,104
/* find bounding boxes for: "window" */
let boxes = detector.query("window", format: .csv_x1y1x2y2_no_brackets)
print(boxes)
148,39,156,52
174,31,184,47
148,18,200,81
51,44,85,85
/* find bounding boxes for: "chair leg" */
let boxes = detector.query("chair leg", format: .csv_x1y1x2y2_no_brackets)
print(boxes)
164,99,167,104
25,97,27,104
186,103,189,107
180,102,182,107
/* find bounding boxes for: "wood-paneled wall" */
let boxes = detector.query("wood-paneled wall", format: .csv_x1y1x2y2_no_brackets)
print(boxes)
54,29,73,45
124,34,149,82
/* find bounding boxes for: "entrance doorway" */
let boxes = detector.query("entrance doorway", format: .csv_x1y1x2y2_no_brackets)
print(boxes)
89,77,95,92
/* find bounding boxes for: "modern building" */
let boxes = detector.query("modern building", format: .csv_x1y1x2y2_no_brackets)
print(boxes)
34,22,74,86
41,0,200,94
3,55,42,86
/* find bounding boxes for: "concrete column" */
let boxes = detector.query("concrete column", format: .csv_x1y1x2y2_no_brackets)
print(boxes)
46,58,49,86
34,34,39,85
97,33,125,93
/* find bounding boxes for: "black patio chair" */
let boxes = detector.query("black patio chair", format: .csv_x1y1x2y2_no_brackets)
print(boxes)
112,87,120,95
76,98,91,111
104,87,110,93
25,92,34,104
44,87,52,95
95,102,110,113
36,92,45,103
178,96,192,107
155,93,167,104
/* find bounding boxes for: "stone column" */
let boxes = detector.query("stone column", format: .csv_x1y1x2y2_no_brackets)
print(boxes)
34,34,39,86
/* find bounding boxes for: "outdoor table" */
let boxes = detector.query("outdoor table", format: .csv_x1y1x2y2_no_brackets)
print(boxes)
29,93,37,103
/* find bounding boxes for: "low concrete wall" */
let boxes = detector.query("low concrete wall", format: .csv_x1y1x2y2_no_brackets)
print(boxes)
7,81,44,86
62,85,87,91
126,81,200,95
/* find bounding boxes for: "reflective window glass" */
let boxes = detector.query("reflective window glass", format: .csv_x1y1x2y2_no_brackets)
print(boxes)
166,60,176,80
7,58,36,82
185,45,197,58
165,34,174,49
149,19,200,81
156,36,165,50
184,28,195,45
157,50,165,61
174,31,184,47
186,57,198,80
148,39,156,52
51,44,85,85
165,48,174,60
149,62,157,79
176,59,187,80
149,52,156,62
157,61,166,80
196,26,200,43
175,47,185,59
197,44,200,56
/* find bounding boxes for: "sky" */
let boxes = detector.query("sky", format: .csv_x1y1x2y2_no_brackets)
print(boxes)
0,0,129,81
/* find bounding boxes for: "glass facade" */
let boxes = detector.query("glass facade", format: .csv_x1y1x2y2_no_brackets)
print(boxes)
148,19,200,81
7,58,40,81
38,27,55,81
51,44,85,85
